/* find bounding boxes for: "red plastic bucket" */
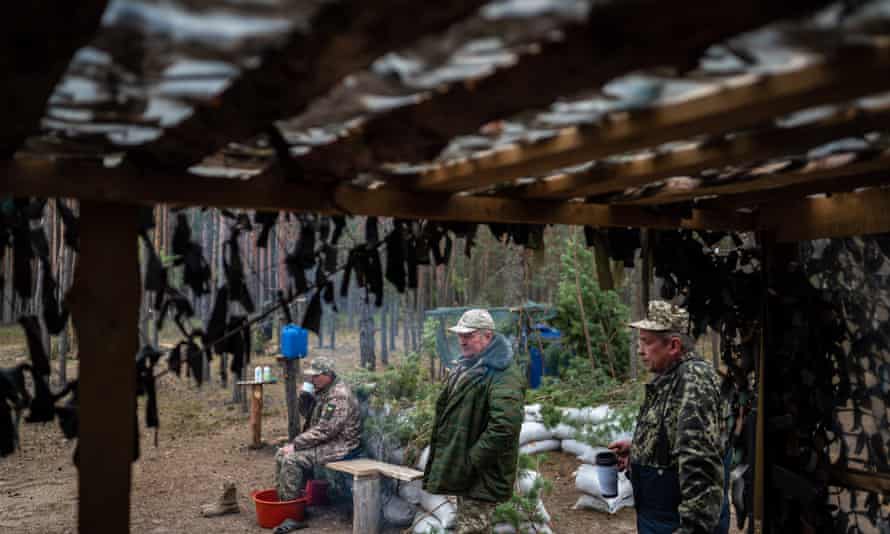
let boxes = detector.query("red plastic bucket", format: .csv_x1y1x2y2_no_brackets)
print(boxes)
252,489,307,528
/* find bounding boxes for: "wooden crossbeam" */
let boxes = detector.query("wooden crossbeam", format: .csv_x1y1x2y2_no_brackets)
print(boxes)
510,104,890,200
616,153,890,207
0,1,109,157
125,0,489,171
403,41,890,194
0,158,753,231
296,0,834,182
761,187,890,242
698,170,890,211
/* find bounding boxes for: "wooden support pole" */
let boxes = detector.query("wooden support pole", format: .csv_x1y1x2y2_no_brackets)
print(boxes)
69,200,139,534
279,357,302,441
249,383,264,449
352,474,381,534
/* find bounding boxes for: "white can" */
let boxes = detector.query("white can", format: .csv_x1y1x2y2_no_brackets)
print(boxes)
254,366,263,382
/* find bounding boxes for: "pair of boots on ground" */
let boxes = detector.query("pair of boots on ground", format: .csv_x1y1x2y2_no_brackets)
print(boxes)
201,481,306,533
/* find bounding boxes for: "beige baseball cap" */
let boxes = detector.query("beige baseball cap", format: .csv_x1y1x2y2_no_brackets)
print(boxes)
629,300,690,333
448,309,495,334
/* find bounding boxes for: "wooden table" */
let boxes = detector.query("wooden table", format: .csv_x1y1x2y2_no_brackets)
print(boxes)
236,379,277,448
325,459,424,534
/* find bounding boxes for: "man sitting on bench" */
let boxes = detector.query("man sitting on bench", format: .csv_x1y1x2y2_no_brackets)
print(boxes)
275,356,362,501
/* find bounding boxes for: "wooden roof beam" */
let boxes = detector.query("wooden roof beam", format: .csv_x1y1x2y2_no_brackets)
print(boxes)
615,153,890,207
406,41,890,194
762,186,890,242
0,1,109,157
0,158,753,231
510,102,890,200
125,0,490,172
697,170,890,212
297,0,834,182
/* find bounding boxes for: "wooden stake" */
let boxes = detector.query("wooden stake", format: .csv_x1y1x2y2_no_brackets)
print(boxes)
70,200,139,533
279,357,302,441
249,383,264,449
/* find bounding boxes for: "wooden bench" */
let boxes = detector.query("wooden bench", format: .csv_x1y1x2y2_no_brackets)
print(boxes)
325,459,424,534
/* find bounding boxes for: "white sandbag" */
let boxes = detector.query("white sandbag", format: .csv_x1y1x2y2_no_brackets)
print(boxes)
384,495,418,527
514,469,542,496
412,512,443,534
420,491,457,529
493,523,553,534
560,405,613,425
519,422,553,445
398,480,424,506
551,423,578,440
519,439,561,455
524,404,543,422
573,465,634,514
415,446,431,471
561,440,606,460
535,499,551,524
573,491,635,515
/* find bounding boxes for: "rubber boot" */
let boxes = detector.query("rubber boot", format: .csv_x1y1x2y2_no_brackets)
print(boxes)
201,481,240,517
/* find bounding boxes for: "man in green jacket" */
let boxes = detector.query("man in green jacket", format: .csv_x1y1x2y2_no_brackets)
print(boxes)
423,309,526,534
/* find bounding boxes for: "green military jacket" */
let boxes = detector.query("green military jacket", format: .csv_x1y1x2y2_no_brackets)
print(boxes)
423,333,526,502
631,352,728,534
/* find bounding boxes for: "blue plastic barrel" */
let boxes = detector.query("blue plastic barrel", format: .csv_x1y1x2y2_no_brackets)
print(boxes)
281,324,308,359
529,347,544,389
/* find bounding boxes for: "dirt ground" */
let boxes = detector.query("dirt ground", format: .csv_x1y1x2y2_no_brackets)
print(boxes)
0,329,739,533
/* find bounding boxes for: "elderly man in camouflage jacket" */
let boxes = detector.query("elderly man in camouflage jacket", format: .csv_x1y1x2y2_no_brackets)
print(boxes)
423,309,526,534
610,301,729,534
275,356,361,501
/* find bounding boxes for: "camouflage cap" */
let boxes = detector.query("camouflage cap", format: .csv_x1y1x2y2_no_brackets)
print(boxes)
629,300,690,333
304,356,336,376
448,308,495,334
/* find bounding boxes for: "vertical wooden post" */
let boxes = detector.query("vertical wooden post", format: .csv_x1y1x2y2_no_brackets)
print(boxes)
249,383,264,449
69,201,139,534
279,357,301,441
352,474,381,534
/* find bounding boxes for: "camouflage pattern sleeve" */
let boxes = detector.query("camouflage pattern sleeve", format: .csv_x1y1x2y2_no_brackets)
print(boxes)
291,385,350,450
675,361,725,534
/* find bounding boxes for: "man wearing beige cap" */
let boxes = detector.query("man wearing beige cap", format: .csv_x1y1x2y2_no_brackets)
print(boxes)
609,300,729,534
423,309,525,534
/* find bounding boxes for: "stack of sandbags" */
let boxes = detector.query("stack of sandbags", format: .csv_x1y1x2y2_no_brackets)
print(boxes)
572,463,634,514
410,492,457,533
384,493,418,527
518,422,560,455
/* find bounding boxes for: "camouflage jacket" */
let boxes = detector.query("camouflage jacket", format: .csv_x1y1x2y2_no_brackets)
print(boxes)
291,377,361,457
631,352,727,534
423,333,526,502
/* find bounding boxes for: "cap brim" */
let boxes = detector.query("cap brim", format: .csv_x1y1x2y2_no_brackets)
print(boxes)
448,325,476,334
628,319,671,331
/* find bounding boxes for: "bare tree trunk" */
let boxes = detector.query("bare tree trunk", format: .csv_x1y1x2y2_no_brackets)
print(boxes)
389,297,397,351
571,233,595,371
403,295,411,355
329,311,336,350
380,302,389,366
359,293,376,371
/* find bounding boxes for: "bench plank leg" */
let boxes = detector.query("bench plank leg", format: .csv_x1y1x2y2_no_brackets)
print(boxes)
353,474,381,534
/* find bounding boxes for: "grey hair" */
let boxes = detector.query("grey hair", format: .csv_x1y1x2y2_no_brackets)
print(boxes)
654,331,695,353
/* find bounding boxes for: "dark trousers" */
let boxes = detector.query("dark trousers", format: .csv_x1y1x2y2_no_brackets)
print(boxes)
631,451,731,534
